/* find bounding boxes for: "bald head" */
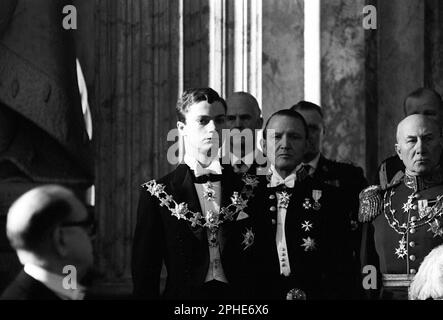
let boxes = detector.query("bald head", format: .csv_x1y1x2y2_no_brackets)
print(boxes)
226,92,262,131
6,185,80,252
395,114,442,175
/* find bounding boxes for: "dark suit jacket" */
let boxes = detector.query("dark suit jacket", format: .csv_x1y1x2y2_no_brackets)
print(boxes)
131,163,251,300
1,270,61,300
312,155,368,297
313,155,368,223
245,175,354,300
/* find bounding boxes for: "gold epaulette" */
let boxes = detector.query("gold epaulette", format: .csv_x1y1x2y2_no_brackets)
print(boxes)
358,185,383,223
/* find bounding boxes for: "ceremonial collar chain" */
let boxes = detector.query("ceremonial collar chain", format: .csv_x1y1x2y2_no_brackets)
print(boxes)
404,169,443,192
142,174,259,230
384,188,443,259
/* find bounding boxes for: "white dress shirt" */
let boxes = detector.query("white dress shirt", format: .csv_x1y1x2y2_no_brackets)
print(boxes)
268,165,299,277
24,264,86,300
183,155,228,283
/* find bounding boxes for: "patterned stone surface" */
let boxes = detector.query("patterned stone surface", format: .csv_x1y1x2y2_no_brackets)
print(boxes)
262,0,304,121
321,0,366,170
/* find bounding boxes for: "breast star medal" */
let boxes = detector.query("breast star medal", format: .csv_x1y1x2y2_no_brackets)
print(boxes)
277,191,292,209
301,237,316,251
394,237,407,259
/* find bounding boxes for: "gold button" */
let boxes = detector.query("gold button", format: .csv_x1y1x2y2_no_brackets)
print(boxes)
410,228,416,234
409,255,416,261
412,205,417,210
410,216,417,222
269,194,276,200
409,241,415,247
270,206,276,212
410,269,417,274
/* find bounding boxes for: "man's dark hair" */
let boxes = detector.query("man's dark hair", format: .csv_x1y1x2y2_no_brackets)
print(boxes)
176,87,227,123
403,87,443,115
7,196,72,252
290,100,324,119
262,109,309,141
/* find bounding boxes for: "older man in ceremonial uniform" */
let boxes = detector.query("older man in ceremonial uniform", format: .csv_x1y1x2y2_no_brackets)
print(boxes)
246,109,353,300
360,114,443,300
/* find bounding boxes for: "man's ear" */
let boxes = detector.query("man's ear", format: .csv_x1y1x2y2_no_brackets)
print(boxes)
395,144,402,160
53,227,68,257
177,121,186,135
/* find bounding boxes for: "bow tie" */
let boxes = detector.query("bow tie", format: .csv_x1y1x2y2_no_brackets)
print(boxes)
193,161,222,177
269,174,296,188
193,173,222,184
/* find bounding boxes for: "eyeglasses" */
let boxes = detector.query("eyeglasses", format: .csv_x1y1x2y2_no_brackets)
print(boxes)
60,217,97,236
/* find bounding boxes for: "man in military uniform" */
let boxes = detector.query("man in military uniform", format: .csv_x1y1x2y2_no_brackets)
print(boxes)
291,101,367,296
360,114,443,300
246,109,353,299
225,92,265,175
377,88,442,187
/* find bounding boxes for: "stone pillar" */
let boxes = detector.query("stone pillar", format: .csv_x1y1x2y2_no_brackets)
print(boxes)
320,0,367,172
262,0,304,119
94,0,180,295
425,0,443,93
377,0,425,162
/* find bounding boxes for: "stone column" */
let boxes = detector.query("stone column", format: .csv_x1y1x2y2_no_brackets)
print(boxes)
425,0,443,93
261,0,304,119
377,0,425,163
94,0,180,294
320,0,367,173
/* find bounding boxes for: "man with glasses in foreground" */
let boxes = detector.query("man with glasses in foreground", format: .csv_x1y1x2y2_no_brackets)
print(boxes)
1,185,95,300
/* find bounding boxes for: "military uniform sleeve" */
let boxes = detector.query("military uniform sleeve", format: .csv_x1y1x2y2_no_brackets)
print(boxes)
358,185,383,299
131,187,164,299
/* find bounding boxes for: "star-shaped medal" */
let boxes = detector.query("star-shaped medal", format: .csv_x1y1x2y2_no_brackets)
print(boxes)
277,191,292,209
303,198,312,210
428,219,443,238
394,238,407,259
301,221,313,232
301,237,316,251
402,201,414,213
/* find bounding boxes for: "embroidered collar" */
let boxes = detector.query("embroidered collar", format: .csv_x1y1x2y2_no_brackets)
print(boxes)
404,168,443,192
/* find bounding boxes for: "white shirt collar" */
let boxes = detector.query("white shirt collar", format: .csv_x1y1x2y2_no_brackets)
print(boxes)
183,154,223,176
24,264,86,300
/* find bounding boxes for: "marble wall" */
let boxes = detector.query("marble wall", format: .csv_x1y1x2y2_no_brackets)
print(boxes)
320,0,366,171
261,0,304,121
377,0,425,163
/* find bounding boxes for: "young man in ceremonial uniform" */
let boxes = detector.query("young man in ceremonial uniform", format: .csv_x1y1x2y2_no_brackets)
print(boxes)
246,109,353,300
131,88,259,299
360,114,443,300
